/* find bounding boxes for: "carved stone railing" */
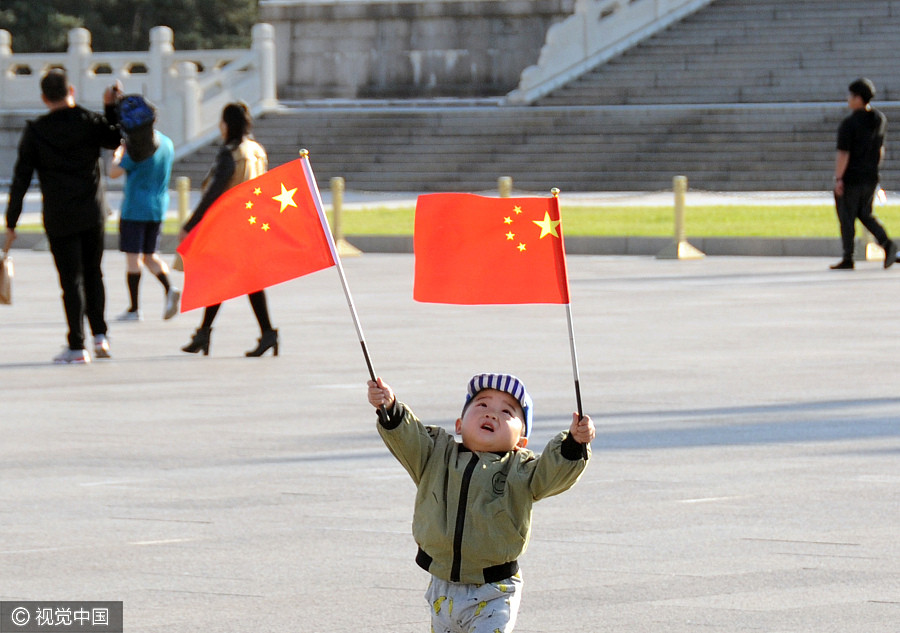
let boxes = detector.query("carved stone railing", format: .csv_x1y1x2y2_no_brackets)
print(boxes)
0,24,278,155
506,0,714,105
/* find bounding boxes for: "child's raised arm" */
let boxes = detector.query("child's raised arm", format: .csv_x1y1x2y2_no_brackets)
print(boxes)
367,377,396,410
569,413,596,444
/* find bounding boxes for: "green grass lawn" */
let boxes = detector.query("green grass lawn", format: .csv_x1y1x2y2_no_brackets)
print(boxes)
15,203,900,239
327,203,900,238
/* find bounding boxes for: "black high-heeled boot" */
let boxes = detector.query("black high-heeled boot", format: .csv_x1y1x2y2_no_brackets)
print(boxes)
246,329,278,357
181,327,212,355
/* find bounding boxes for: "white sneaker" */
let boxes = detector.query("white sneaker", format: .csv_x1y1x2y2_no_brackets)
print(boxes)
164,288,181,320
93,334,111,359
53,348,91,364
116,309,143,322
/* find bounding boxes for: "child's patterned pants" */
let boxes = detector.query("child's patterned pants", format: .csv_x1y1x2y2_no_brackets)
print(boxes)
425,573,523,633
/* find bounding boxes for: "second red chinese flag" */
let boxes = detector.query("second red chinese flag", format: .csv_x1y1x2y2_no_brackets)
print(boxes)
177,158,336,312
414,193,570,305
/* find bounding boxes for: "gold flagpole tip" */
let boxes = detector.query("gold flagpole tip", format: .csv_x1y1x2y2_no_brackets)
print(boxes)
299,149,309,158
551,187,560,198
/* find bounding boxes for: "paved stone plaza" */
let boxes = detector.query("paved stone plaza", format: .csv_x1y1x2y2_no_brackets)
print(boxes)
1,250,898,632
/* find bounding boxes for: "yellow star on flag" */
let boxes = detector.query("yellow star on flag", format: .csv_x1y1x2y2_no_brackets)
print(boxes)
273,183,298,213
506,231,515,240
245,201,253,210
517,242,527,252
513,205,522,214
254,187,262,196
248,216,257,225
261,223,271,232
533,211,561,239
503,216,513,225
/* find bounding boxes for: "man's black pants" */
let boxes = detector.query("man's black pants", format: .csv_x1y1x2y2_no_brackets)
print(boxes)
47,225,108,350
835,182,891,261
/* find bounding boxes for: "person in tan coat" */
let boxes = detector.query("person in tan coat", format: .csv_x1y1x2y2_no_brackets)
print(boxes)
178,103,278,357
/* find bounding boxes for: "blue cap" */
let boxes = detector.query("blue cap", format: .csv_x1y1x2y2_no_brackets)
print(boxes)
464,373,533,438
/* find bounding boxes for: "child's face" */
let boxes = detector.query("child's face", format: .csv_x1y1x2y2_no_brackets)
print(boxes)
455,388,528,452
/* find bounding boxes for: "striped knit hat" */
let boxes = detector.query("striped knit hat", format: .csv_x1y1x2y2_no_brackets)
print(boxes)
464,373,533,438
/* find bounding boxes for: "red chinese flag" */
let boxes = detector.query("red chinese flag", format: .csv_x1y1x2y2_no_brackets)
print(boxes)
177,158,336,312
414,193,570,304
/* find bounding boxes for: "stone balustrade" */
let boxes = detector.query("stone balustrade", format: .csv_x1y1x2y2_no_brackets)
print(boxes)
0,24,277,154
507,0,715,104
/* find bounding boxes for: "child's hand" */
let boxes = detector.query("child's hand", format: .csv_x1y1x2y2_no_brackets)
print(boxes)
569,413,595,444
367,378,395,410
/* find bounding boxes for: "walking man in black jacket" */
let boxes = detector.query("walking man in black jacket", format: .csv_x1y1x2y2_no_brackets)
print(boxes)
4,69,122,363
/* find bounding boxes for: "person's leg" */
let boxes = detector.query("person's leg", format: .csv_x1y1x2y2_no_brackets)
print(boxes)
426,574,524,633
200,304,220,330
849,184,897,268
119,220,145,317
146,253,171,288
833,192,857,264
181,304,220,354
855,184,889,245
47,231,86,350
125,253,142,312
124,252,143,274
141,222,181,318
81,224,108,338
140,222,172,291
463,574,523,633
248,291,273,333
246,291,278,356
424,577,456,633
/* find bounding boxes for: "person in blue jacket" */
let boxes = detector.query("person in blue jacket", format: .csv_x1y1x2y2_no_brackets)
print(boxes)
109,95,180,321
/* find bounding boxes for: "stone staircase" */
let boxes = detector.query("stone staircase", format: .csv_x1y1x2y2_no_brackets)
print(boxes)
177,102,900,193
538,0,900,106
171,0,900,193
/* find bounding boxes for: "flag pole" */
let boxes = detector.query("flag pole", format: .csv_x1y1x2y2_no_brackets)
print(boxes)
566,302,583,419
551,188,583,419
299,150,382,393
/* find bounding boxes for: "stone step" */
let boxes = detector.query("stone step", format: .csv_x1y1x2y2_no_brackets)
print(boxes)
540,0,900,106
170,103,897,194
170,0,900,195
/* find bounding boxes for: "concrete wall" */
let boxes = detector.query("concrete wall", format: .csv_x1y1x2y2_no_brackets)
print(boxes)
260,0,575,99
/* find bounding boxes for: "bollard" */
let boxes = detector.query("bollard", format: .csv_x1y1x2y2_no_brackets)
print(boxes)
498,176,513,198
330,176,361,257
331,176,345,241
861,187,887,260
656,175,704,260
859,229,885,261
673,175,687,244
176,176,190,225
172,176,190,269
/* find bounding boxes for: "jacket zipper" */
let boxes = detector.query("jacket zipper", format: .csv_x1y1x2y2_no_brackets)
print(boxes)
450,452,480,582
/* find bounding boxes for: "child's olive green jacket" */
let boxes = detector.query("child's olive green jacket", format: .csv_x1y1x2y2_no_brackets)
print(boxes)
378,400,590,585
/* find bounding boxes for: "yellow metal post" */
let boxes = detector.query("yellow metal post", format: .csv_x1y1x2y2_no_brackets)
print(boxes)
172,176,190,269
498,176,513,198
674,175,687,243
862,187,887,260
656,175,704,260
176,176,190,225
331,176,361,257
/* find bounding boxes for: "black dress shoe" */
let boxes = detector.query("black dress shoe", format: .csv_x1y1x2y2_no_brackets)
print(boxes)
884,241,898,269
246,329,278,357
830,259,854,270
182,327,212,355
